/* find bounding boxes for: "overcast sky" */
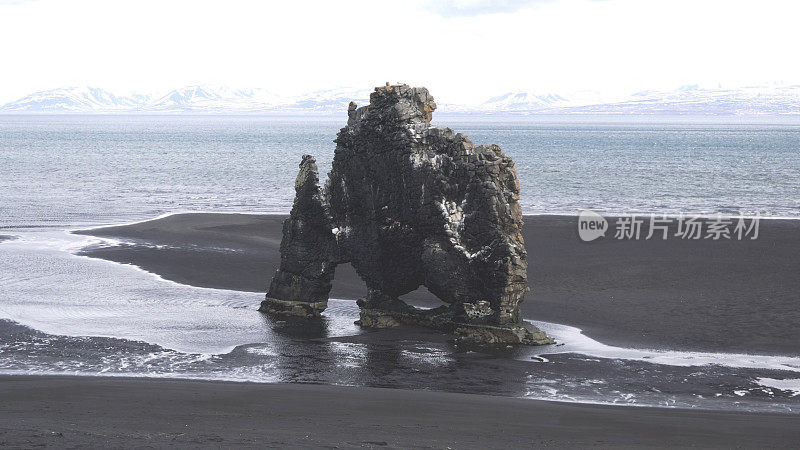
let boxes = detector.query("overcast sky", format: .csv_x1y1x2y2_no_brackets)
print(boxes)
0,0,798,104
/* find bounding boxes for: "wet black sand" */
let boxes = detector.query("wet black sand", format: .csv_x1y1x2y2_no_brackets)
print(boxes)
76,213,800,355
1,375,799,449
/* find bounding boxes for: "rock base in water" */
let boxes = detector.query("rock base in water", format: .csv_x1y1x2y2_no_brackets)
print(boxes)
355,305,554,346
453,321,554,346
259,297,327,319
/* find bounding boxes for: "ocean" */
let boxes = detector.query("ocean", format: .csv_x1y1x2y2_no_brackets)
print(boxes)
1,114,799,413
1,115,799,229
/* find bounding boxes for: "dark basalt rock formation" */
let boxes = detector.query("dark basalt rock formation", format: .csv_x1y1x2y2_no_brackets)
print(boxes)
260,155,336,319
260,84,553,346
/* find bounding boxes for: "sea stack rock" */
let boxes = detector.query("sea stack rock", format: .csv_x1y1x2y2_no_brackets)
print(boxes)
261,84,553,346
259,155,337,318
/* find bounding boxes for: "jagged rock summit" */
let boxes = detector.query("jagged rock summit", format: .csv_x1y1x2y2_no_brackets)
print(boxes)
260,84,553,346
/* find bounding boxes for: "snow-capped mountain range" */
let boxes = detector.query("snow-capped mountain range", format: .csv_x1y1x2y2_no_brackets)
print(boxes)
480,92,571,111
2,84,799,115
0,85,373,114
547,85,800,115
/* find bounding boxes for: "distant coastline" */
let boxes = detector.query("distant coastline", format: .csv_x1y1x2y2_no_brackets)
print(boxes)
2,84,799,115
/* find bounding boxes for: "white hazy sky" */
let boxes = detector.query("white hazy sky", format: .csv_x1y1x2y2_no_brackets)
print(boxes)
0,0,798,104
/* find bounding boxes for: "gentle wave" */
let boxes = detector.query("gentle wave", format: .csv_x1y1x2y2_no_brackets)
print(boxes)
756,378,800,397
529,321,800,373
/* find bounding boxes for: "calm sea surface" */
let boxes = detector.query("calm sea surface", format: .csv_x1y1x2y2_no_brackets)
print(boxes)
1,115,798,228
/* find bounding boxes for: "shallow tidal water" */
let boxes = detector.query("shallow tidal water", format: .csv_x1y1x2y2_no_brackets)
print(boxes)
1,229,799,413
1,115,800,413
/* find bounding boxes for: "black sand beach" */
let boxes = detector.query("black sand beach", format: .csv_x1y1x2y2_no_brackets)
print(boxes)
14,211,789,448
76,213,800,355
2,375,799,448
